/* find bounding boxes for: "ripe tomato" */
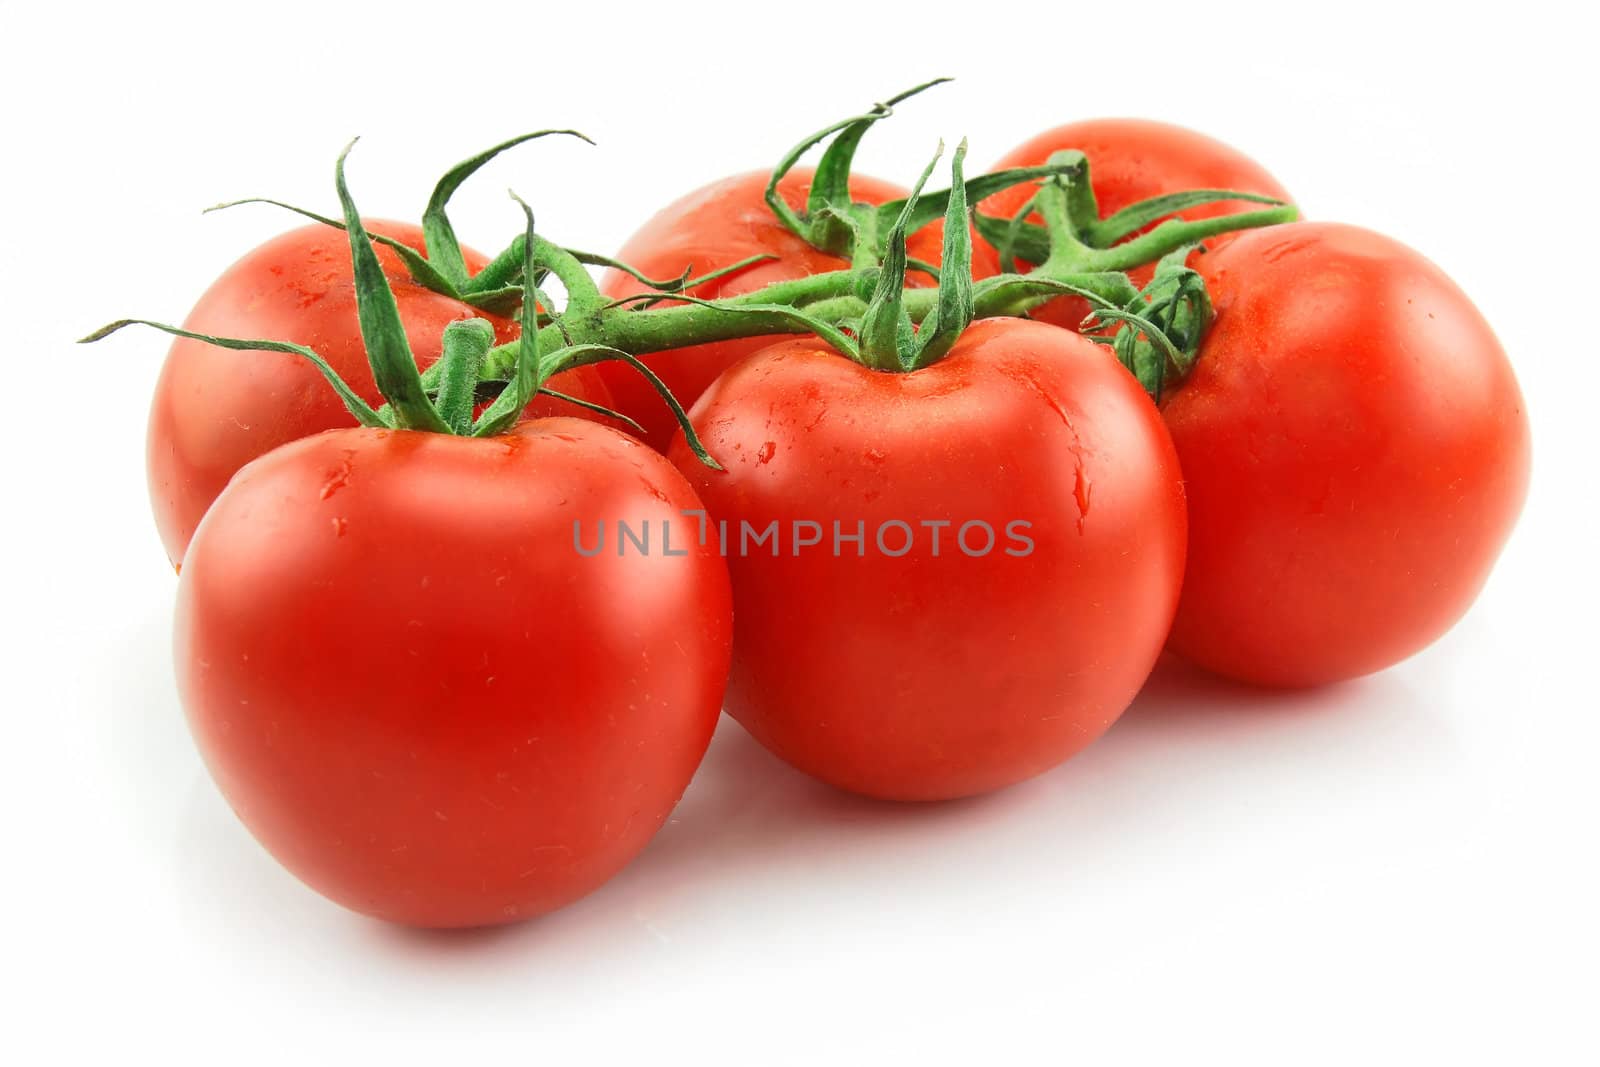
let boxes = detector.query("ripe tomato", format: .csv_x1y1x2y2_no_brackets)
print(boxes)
1162,222,1530,686
976,119,1291,328
668,319,1186,801
148,220,612,566
177,418,732,927
599,168,945,451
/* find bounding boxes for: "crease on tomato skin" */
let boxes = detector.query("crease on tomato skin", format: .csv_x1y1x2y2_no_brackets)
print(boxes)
1002,363,1095,533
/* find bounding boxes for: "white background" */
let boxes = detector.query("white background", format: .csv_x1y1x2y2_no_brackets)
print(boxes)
5,2,1597,1063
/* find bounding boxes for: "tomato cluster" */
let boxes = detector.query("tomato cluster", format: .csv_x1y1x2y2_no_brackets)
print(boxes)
107,105,1527,928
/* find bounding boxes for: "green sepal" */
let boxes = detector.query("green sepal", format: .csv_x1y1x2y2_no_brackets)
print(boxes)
535,388,647,437
971,271,1144,319
968,268,1189,396
973,189,1296,271
335,141,450,433
1088,305,1190,397
878,155,1085,242
527,286,561,327
1082,244,1216,400
974,206,1052,271
206,197,460,295
462,238,618,299
1140,243,1215,373
859,143,943,371
459,232,598,317
472,194,544,438
1052,150,1102,237
569,249,695,292
766,79,951,257
421,130,592,290
1086,189,1288,248
906,139,973,369
79,319,386,428
672,253,780,292
459,233,533,297
808,80,949,216
596,254,781,311
541,343,722,470
1088,203,1298,273
461,286,525,317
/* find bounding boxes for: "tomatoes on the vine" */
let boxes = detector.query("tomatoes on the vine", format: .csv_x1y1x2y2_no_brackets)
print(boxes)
177,418,732,927
1161,222,1530,686
668,319,1186,801
599,168,945,451
976,119,1292,329
148,221,612,565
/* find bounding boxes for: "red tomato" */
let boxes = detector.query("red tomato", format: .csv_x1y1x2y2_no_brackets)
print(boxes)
668,320,1186,801
177,418,732,927
600,168,946,451
977,119,1291,328
1162,222,1530,686
148,220,613,566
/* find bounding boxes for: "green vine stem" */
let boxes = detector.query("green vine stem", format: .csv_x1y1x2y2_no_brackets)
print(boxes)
434,318,496,434
85,150,724,463
102,98,1301,422
474,197,1288,387
460,125,1295,389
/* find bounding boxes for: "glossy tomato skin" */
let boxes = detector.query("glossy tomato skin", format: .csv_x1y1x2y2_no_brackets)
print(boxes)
600,168,945,451
977,119,1292,329
668,320,1186,801
1163,223,1530,687
176,419,732,927
148,220,612,566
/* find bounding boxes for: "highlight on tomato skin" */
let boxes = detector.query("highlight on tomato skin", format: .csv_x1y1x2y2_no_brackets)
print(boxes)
1159,221,1531,688
596,167,947,452
175,419,733,928
667,319,1188,802
974,118,1292,330
146,220,613,567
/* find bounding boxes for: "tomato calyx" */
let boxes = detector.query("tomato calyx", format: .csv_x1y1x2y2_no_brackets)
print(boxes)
83,142,721,464
763,79,949,270
206,129,734,321
1080,245,1214,399
961,150,1291,398
596,137,982,377
974,149,1297,276
616,89,1296,391
857,140,975,371
764,79,1086,279
205,130,590,317
91,89,1308,458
